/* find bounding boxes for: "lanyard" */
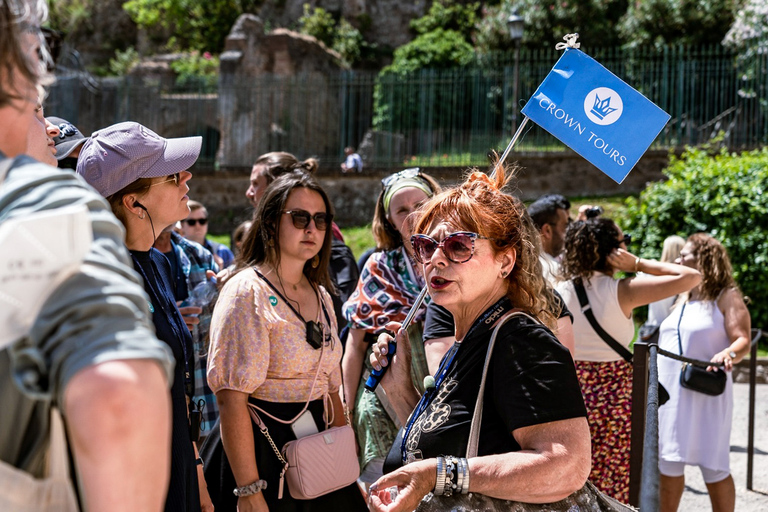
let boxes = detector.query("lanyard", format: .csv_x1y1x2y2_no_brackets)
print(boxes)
401,296,513,463
132,251,194,398
254,269,331,326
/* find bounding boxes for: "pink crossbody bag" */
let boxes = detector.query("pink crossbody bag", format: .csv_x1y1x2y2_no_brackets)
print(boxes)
248,341,359,500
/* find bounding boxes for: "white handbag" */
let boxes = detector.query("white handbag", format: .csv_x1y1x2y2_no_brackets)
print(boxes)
0,407,79,511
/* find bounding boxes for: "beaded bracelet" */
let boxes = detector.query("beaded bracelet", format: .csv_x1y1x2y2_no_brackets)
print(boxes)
443,457,456,497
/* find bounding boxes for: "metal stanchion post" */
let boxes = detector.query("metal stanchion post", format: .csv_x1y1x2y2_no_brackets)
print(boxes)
629,341,649,507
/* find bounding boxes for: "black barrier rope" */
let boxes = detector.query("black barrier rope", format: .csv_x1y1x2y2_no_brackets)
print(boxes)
656,348,726,368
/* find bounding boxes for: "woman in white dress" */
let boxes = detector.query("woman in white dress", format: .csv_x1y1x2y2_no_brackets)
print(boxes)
658,233,752,512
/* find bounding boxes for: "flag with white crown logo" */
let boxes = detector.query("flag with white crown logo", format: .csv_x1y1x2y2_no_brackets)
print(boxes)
521,48,670,184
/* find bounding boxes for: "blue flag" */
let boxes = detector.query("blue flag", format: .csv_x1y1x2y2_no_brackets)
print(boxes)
521,48,670,184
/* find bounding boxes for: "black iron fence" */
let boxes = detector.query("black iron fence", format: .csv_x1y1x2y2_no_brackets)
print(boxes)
46,41,768,169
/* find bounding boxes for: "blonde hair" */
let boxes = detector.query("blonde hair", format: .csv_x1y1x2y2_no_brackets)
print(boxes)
660,235,685,263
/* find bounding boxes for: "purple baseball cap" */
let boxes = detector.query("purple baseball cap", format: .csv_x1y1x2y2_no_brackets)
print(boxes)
47,116,87,160
76,121,202,198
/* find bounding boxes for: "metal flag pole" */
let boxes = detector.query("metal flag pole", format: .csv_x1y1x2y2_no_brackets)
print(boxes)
491,115,530,178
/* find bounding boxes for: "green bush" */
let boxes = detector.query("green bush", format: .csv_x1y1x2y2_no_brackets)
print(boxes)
622,146,768,329
170,51,220,91
109,46,140,76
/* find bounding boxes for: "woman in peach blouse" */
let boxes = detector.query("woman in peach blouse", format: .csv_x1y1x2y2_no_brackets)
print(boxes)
202,171,367,511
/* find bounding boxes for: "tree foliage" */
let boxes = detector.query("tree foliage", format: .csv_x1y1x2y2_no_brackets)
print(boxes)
514,0,629,49
622,146,768,329
618,0,737,49
298,5,365,67
123,0,254,53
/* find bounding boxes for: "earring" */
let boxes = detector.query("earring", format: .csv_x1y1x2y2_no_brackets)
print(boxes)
311,254,320,268
139,211,145,220
501,271,508,278
267,239,274,248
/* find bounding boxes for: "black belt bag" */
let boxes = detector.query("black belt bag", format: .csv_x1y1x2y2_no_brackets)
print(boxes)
679,363,727,396
676,303,726,396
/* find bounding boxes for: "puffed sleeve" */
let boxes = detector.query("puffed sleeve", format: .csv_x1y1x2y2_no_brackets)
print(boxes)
491,317,587,433
207,270,270,394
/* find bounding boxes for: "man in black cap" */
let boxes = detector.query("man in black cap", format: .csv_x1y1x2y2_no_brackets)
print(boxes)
47,115,86,169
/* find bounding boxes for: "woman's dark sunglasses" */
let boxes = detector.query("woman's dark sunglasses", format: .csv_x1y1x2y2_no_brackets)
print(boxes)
184,218,208,226
617,234,632,247
283,210,332,231
410,231,491,264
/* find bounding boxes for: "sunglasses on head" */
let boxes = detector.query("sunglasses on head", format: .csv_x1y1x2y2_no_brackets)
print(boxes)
381,167,421,190
184,218,208,227
149,172,181,187
410,231,492,264
283,210,332,231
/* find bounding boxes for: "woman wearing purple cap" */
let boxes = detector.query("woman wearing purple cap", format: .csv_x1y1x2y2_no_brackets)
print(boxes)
76,122,213,512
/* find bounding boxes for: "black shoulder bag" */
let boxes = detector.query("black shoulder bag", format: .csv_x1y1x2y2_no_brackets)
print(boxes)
676,303,727,396
573,278,670,406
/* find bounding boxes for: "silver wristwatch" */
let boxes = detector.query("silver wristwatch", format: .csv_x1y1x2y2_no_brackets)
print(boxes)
233,479,268,497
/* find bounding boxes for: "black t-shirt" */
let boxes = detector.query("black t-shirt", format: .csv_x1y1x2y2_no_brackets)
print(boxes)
422,289,572,341
402,298,586,464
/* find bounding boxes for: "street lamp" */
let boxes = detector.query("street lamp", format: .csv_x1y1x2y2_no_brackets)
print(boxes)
507,9,524,134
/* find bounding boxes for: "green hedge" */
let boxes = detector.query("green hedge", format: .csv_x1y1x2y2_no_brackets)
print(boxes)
622,146,768,331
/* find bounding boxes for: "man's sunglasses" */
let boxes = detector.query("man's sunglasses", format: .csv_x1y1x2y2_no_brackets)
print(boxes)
410,231,491,264
184,218,208,226
283,210,332,231
149,172,181,187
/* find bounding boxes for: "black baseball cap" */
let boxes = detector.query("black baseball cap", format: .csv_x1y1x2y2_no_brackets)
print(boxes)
47,116,87,161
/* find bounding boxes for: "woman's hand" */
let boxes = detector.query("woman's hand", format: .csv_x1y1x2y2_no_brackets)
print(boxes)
709,350,735,372
369,322,411,394
176,301,202,331
237,492,269,512
605,248,640,274
368,459,436,512
369,322,422,423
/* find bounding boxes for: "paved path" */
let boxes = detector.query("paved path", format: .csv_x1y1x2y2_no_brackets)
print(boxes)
677,383,768,511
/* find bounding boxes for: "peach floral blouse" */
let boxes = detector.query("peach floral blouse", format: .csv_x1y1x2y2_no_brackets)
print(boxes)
207,268,341,402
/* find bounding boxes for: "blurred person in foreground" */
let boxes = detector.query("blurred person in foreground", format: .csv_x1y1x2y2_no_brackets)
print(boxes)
0,1,174,510
658,233,751,512
557,217,701,502
77,121,213,512
367,168,591,511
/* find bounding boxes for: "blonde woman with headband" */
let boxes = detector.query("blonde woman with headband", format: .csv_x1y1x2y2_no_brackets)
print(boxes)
341,168,442,487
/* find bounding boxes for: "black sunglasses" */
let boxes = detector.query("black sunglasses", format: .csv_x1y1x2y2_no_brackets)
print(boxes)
381,167,421,190
410,231,491,264
283,210,332,231
184,218,208,226
617,234,631,247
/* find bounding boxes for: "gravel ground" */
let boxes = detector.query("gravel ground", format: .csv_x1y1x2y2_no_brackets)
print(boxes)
677,382,768,511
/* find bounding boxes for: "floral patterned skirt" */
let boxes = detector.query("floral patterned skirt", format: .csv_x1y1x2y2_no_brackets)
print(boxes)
576,359,633,504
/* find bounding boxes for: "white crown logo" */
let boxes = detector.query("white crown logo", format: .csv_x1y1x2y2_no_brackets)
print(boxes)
590,94,618,120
